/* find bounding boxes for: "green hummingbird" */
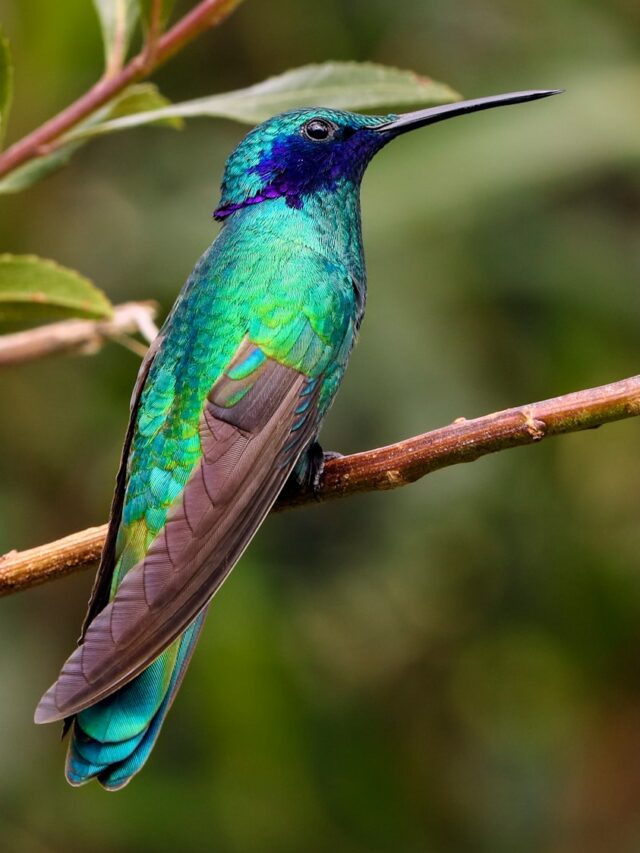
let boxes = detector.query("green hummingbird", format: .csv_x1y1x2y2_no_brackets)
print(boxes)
35,88,560,789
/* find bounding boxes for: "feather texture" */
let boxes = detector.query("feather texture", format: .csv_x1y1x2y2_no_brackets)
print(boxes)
35,107,376,788
37,342,322,723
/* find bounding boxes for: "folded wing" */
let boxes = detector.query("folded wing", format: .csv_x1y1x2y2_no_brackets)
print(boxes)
36,339,320,723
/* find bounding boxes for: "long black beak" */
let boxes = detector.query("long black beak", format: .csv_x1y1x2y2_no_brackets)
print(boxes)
375,89,562,135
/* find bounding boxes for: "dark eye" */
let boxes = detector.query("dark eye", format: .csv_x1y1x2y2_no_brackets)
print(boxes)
302,118,337,142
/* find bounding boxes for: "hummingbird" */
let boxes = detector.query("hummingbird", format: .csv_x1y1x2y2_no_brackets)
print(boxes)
35,88,560,789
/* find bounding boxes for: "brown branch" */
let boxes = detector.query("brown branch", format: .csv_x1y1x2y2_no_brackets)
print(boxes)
0,301,158,366
0,527,108,596
0,0,244,178
2,374,638,596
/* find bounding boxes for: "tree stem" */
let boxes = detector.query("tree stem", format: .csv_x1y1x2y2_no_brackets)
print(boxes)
0,302,158,365
0,0,244,178
2,373,638,596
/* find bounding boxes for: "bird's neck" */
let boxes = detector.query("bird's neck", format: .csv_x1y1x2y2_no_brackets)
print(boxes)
220,182,366,279
301,185,366,276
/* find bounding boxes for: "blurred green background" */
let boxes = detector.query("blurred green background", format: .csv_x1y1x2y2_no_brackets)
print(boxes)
1,1,640,851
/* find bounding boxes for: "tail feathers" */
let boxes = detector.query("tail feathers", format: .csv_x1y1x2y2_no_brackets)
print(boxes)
65,610,206,790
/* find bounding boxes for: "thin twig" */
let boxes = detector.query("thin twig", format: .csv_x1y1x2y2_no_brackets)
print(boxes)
0,527,108,596
0,301,158,366
141,0,165,72
0,0,244,178
1,374,638,596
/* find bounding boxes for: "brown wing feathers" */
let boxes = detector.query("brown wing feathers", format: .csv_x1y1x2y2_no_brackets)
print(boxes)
36,342,320,723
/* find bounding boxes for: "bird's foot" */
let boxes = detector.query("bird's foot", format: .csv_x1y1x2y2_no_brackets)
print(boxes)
290,442,343,497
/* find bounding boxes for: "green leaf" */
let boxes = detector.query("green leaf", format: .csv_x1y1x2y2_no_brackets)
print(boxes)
0,255,113,328
102,82,183,129
93,0,139,75
0,83,177,193
0,62,454,193
0,27,13,148
63,62,461,140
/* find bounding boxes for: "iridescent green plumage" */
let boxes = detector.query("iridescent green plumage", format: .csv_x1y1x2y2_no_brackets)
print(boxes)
61,111,373,789
36,91,560,789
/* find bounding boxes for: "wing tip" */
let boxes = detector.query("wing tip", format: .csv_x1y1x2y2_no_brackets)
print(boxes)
34,686,65,725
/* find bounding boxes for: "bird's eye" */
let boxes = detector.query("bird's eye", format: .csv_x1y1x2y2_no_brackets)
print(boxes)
302,118,337,142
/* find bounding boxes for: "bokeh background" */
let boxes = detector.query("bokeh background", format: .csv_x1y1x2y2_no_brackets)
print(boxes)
1,1,640,851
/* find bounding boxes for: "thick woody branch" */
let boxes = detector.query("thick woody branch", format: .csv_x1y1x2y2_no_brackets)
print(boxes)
1,374,638,596
0,302,158,366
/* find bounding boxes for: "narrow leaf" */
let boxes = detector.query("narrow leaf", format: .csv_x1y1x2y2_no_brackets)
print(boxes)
104,82,183,128
93,0,139,75
64,61,461,140
0,255,113,328
0,27,13,147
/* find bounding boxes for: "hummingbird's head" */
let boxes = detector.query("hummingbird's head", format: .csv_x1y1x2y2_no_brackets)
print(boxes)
214,108,391,220
214,90,561,221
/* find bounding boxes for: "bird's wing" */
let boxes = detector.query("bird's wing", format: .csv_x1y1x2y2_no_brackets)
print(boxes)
36,338,321,723
80,333,165,638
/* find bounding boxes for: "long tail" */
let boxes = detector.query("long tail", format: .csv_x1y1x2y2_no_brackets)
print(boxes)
65,610,206,790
